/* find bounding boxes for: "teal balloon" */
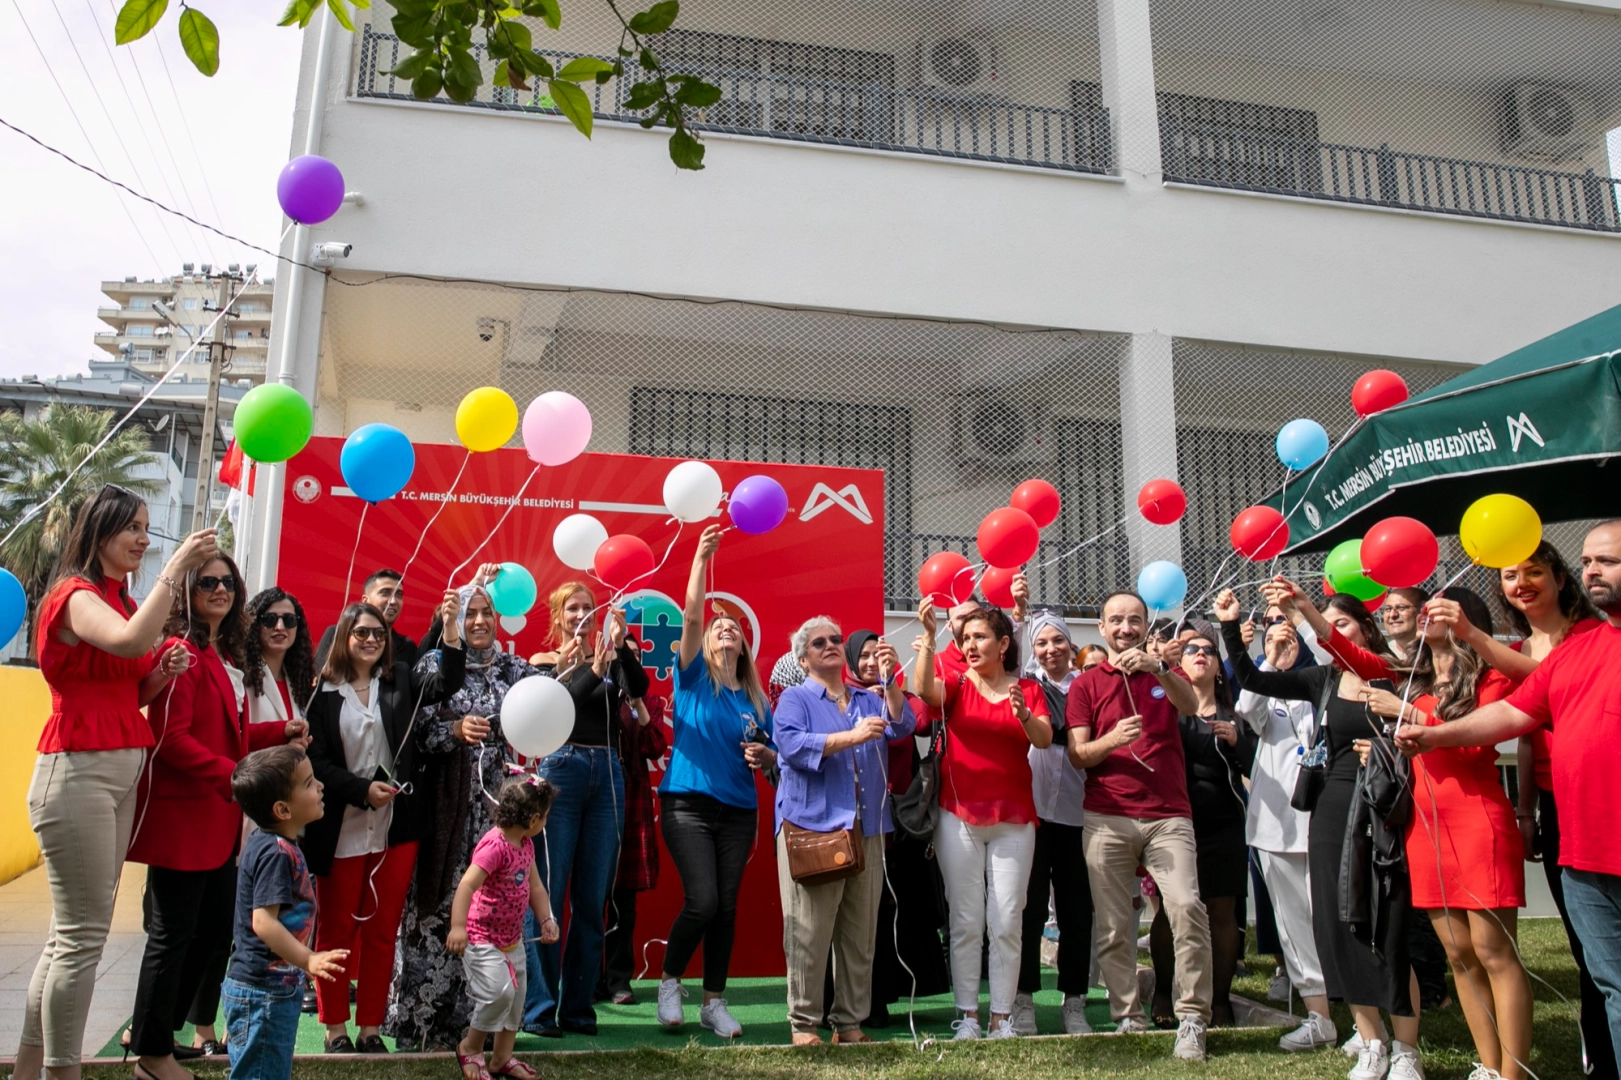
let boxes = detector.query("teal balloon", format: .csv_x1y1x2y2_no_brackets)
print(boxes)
0,568,25,646
486,562,537,617
1137,560,1188,611
1276,418,1330,471
340,423,415,503
233,383,313,463
1325,540,1384,601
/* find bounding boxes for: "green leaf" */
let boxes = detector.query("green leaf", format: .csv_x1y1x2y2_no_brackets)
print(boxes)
445,45,481,86
518,49,554,78
444,76,477,103
177,6,219,76
547,79,592,136
669,124,704,169
639,47,659,70
622,79,664,110
391,9,434,46
595,68,614,84
277,0,317,27
350,0,369,9
627,0,678,35
497,18,531,53
557,56,612,82
324,0,355,33
674,79,720,107
528,0,560,28
410,66,443,98
492,59,511,87
386,48,435,78
114,0,168,44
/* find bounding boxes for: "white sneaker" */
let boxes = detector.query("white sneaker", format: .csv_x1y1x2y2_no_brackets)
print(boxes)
1009,993,1037,1036
1268,969,1293,1003
1465,1067,1502,1080
1136,933,1152,950
951,1014,982,1041
1343,1031,1366,1058
1280,1011,1338,1052
1172,1016,1207,1061
1389,1041,1425,1080
699,997,742,1038
1062,995,1093,1035
986,1017,1019,1040
1116,1016,1151,1034
1348,1038,1390,1080
656,978,686,1027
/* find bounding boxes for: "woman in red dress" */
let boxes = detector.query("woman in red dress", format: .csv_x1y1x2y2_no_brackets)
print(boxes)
13,486,215,1080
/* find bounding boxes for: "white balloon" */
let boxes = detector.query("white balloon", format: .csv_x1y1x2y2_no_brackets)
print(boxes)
552,513,609,571
662,460,724,523
499,614,527,635
501,675,574,760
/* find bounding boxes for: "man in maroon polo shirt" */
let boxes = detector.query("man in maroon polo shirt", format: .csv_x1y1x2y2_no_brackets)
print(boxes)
1066,589,1212,1061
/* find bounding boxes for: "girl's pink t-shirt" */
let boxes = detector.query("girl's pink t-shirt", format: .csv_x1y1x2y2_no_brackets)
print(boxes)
467,828,534,947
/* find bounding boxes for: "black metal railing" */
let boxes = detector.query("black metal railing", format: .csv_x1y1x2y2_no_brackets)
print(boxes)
889,531,1133,618
356,27,1112,175
1162,119,1621,232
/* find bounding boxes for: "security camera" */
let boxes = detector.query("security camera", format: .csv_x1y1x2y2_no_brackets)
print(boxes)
310,242,353,267
477,317,496,343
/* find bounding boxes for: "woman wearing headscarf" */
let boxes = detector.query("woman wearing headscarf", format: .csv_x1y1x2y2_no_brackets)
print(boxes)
1010,609,1091,1036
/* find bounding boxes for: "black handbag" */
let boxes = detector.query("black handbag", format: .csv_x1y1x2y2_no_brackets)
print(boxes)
1289,673,1338,813
893,709,946,841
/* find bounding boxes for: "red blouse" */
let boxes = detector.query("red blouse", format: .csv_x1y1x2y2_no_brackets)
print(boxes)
36,576,157,754
938,673,1049,827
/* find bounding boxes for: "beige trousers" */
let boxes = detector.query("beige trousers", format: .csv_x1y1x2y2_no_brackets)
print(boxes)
21,748,145,1066
1084,812,1213,1024
776,829,886,1037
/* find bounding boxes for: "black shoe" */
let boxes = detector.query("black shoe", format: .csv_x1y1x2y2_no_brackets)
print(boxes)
560,1022,598,1036
523,1025,565,1040
196,1041,226,1057
172,1044,206,1061
357,1035,389,1054
324,1035,358,1054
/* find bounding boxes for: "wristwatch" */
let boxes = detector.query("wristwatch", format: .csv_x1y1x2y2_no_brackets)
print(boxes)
1155,659,1170,676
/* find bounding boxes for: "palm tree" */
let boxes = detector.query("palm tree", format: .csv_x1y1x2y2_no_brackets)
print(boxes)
0,404,162,607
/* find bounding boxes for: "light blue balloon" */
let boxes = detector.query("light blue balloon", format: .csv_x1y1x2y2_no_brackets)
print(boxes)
486,562,538,618
340,423,415,504
1276,418,1330,471
0,568,25,647
1136,560,1188,611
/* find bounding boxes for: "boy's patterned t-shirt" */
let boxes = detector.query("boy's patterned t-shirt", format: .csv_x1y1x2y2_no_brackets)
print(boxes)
228,829,317,988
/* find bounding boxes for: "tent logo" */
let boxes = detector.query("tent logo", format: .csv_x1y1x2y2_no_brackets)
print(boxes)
1302,501,1321,529
292,476,322,503
800,482,873,525
1506,413,1545,453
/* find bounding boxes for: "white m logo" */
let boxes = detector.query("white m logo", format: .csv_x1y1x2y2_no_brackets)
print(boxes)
800,483,873,525
1507,413,1545,454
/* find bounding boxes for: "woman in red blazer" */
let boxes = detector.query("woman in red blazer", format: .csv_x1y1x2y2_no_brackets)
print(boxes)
125,554,305,1080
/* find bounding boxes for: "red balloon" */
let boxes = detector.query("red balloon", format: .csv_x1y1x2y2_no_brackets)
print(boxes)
1361,516,1439,588
981,565,1018,609
918,551,975,608
977,507,1041,570
1351,369,1409,417
1010,479,1061,529
1138,479,1187,525
1322,578,1387,611
593,534,655,591
1230,505,1289,561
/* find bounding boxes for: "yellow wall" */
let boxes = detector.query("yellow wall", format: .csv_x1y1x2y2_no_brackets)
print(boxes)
0,667,49,884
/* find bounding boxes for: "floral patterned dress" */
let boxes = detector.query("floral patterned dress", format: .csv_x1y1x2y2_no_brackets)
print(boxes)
384,648,547,1048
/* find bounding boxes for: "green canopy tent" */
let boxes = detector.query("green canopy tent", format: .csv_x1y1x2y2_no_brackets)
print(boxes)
1265,304,1621,555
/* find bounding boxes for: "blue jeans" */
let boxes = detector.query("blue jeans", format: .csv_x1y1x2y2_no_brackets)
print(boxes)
522,744,624,1030
222,977,301,1080
1564,867,1621,1078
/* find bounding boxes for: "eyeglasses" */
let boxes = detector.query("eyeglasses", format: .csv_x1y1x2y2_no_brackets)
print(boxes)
195,575,237,593
349,626,387,642
1383,604,1416,615
809,634,844,649
1263,615,1288,626
1183,643,1219,657
257,612,298,629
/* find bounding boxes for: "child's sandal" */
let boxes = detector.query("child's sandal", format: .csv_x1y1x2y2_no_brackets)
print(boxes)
490,1058,539,1080
457,1052,492,1080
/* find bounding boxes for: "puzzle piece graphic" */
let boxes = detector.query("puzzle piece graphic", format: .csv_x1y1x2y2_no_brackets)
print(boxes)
638,612,684,680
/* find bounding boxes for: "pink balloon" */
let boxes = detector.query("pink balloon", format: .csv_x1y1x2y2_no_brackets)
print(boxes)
523,392,592,467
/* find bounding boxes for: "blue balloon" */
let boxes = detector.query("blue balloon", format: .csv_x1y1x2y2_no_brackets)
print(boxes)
1137,560,1188,611
486,562,538,618
0,568,25,646
340,423,415,504
1276,418,1330,471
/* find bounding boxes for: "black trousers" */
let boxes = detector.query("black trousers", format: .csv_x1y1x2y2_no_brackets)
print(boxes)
659,793,756,993
599,886,640,997
1543,789,1620,1080
1017,820,1093,997
130,858,237,1056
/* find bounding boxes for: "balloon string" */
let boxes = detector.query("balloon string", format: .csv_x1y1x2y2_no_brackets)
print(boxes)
1029,515,1128,571
342,503,370,604
400,450,471,587
445,464,541,590
609,520,685,604
1186,548,1240,617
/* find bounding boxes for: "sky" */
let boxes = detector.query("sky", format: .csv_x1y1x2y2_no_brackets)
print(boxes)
0,0,303,381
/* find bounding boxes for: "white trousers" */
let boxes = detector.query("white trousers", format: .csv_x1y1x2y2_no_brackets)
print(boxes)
934,809,1036,1016
1256,848,1325,998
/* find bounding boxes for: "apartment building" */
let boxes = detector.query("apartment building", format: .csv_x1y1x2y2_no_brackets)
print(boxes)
95,264,276,385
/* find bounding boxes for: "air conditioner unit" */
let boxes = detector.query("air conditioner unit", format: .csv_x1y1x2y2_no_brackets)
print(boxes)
915,36,999,95
1501,83,1595,162
955,395,1052,464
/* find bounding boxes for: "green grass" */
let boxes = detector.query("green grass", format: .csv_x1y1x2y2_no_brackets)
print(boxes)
87,919,1588,1079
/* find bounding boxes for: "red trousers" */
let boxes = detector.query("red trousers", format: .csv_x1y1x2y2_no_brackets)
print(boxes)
314,841,418,1026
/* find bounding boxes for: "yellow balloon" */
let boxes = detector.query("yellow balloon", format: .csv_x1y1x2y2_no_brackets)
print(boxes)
455,387,519,452
1459,493,1542,568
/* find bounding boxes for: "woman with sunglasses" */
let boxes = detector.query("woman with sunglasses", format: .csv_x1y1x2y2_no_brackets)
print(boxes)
125,554,307,1080
303,593,464,1054
15,486,216,1080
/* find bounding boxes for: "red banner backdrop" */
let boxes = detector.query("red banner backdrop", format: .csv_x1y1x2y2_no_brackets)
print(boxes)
276,437,886,976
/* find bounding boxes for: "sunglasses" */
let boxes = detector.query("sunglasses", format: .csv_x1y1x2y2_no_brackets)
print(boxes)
257,612,298,629
1183,643,1219,657
195,575,237,593
349,626,387,642
1263,615,1288,626
810,634,844,649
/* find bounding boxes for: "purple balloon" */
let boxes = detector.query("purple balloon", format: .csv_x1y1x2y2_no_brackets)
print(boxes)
277,155,345,225
728,475,789,535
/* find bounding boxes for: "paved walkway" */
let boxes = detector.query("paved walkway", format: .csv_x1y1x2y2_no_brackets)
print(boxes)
0,862,146,1059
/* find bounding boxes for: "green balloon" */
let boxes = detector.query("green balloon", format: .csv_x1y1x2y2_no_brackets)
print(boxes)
234,384,313,464
1324,539,1385,601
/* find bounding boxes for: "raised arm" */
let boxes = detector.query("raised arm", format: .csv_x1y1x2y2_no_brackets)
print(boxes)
61,529,217,658
678,525,722,671
1425,595,1540,682
909,598,945,709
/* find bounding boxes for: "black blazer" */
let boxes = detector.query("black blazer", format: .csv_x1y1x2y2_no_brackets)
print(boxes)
301,648,465,876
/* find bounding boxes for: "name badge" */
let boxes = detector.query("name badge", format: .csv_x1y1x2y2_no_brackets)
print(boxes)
1150,686,1166,700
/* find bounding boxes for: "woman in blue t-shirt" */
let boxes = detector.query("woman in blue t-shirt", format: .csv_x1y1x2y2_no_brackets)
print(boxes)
654,525,774,1040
